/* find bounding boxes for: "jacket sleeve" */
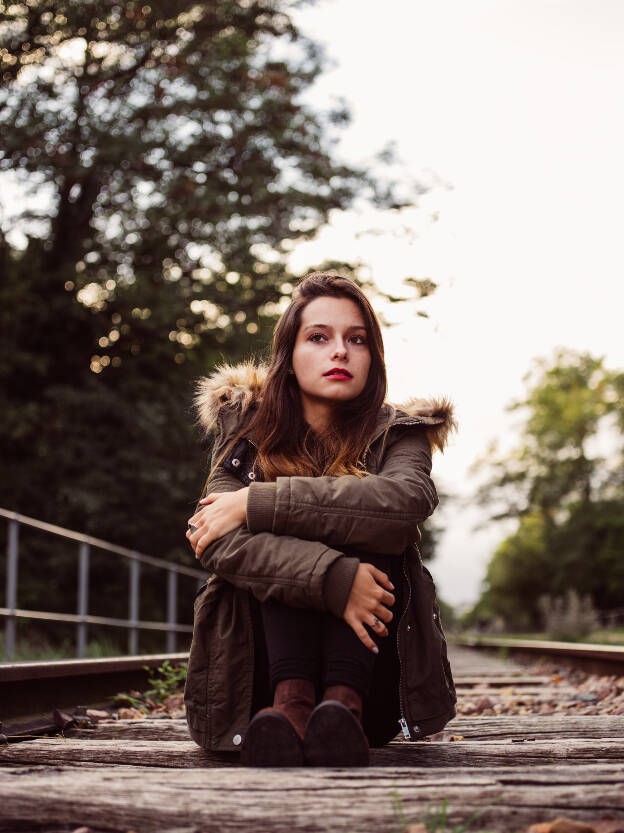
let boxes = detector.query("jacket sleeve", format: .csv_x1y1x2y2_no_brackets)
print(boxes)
197,463,359,617
246,426,438,556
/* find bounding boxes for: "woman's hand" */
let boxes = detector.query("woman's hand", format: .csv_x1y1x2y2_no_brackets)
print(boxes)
343,563,395,653
186,488,249,559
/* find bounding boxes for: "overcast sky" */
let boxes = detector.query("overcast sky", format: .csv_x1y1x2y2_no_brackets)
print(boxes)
289,0,624,606
4,2,623,608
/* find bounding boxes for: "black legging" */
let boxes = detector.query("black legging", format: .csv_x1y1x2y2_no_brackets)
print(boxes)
249,553,405,747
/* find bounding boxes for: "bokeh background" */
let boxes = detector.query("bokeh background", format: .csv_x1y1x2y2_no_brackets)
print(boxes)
2,0,623,658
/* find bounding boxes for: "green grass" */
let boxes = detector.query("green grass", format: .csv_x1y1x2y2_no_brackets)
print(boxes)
391,787,500,833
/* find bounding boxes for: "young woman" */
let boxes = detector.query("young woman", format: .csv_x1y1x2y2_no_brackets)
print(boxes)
184,272,457,767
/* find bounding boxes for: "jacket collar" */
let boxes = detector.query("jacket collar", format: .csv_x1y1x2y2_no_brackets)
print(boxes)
194,361,457,454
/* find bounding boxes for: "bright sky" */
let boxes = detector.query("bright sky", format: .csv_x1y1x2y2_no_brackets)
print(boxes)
4,2,623,608
289,0,624,606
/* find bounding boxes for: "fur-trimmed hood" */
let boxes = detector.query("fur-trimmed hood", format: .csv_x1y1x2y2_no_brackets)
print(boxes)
194,361,457,454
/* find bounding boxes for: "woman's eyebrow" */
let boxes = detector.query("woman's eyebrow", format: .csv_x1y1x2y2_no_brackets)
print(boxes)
303,323,367,331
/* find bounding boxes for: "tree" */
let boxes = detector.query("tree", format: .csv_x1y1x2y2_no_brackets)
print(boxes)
471,349,624,628
0,1,431,648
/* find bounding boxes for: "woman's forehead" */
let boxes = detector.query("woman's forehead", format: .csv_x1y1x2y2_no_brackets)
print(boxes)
299,295,365,327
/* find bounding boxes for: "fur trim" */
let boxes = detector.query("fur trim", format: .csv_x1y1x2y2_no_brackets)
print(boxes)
193,361,269,434
397,396,458,453
194,362,456,452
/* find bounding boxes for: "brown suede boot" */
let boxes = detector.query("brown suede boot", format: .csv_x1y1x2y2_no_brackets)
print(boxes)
303,684,369,767
241,679,315,767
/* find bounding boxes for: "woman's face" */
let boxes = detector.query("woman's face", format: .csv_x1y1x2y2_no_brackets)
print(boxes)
291,295,372,415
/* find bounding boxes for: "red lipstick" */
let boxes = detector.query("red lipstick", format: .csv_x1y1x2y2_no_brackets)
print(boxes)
324,367,353,379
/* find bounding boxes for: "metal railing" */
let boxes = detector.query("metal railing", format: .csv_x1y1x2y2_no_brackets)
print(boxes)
1,508,206,661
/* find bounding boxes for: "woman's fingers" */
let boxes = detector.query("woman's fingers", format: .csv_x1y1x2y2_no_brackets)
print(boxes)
374,604,393,625
379,589,395,608
354,623,379,654
369,565,394,591
369,615,388,638
344,611,379,653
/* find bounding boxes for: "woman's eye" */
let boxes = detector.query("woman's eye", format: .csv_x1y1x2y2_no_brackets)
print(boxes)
350,335,367,345
309,333,327,342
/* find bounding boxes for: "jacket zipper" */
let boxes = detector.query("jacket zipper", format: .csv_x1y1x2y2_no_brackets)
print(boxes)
397,551,412,740
364,422,421,741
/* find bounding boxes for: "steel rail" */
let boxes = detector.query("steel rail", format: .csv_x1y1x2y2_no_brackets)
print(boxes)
455,635,624,673
0,652,190,722
0,652,190,682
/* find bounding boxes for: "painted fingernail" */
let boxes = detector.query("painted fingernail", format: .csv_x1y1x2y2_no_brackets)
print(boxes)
372,646,379,654
389,582,395,590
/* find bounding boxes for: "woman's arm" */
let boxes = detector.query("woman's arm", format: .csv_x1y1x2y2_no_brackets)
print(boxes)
188,464,359,616
188,464,397,653
245,426,438,555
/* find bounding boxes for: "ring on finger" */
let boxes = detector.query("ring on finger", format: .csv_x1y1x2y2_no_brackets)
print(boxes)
187,523,198,533
373,616,381,629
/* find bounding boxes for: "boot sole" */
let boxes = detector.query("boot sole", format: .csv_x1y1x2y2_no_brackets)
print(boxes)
241,710,304,767
303,701,369,767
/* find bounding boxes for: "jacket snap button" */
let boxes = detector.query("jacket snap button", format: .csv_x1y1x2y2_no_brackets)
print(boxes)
231,458,240,467
232,733,242,746
407,625,411,631
248,471,255,480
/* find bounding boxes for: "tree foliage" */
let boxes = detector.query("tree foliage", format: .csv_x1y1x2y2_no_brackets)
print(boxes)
0,1,434,647
471,349,624,629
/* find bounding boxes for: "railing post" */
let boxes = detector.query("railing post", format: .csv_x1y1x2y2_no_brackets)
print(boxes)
167,569,177,653
77,542,90,658
4,519,19,661
128,556,140,654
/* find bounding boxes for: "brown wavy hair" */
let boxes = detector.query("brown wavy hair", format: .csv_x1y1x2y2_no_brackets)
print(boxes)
242,272,387,480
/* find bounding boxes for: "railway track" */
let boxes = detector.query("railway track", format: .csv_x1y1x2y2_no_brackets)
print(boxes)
456,635,624,675
1,643,623,832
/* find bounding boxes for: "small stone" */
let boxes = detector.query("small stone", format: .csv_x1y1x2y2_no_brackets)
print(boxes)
404,825,428,833
595,685,614,701
85,709,110,720
71,827,94,833
574,694,599,703
528,820,597,833
593,822,624,833
550,818,597,833
164,693,184,710
117,707,145,720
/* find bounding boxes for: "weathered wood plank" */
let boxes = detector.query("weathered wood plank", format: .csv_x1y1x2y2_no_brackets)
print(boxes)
1,763,623,833
4,736,624,769
455,687,579,699
446,714,624,739
65,714,624,744
69,717,192,740
453,675,552,686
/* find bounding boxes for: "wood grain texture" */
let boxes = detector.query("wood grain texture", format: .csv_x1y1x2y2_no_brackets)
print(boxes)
3,736,624,769
65,714,624,743
1,763,623,833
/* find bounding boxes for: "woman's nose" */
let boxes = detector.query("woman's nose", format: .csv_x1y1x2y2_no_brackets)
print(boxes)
331,341,348,359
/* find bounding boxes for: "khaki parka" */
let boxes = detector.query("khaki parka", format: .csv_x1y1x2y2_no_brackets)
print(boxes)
184,362,458,752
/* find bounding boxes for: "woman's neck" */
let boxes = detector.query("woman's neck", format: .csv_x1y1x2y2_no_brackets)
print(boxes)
300,397,334,435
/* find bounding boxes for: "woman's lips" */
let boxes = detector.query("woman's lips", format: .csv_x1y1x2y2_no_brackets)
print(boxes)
324,370,353,380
